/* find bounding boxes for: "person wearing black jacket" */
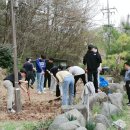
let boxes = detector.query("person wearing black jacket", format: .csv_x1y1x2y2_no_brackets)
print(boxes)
3,69,27,113
23,58,35,89
83,45,102,93
44,58,54,89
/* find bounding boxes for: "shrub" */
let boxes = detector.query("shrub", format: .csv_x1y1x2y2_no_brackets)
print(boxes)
86,121,96,130
66,114,77,121
0,44,13,71
32,120,53,130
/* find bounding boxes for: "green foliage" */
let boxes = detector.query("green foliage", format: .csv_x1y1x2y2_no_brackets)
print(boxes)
66,114,77,121
32,120,53,130
92,102,101,114
0,44,13,70
2,123,16,130
23,122,36,130
0,0,7,43
86,121,96,130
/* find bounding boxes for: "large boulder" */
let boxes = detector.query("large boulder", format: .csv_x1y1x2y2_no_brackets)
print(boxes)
58,120,80,130
101,102,120,117
94,123,107,130
62,105,88,120
108,93,123,110
95,92,108,103
108,83,124,93
76,127,87,130
89,95,97,110
95,114,111,128
48,114,69,130
65,109,86,127
89,92,108,110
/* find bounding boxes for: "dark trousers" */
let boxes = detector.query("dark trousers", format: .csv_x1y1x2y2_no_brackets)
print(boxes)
87,71,98,93
125,81,130,103
44,73,51,88
74,74,86,95
26,71,35,87
56,84,60,97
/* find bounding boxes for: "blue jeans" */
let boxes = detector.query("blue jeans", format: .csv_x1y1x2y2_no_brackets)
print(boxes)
37,72,44,92
62,75,74,105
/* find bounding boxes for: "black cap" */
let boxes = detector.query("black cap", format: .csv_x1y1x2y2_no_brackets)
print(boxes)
88,44,94,50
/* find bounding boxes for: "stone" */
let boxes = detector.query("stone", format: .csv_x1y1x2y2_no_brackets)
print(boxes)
65,109,86,127
48,114,69,130
108,83,124,93
95,114,111,128
113,119,126,129
62,105,88,120
89,95,97,110
94,123,107,130
101,102,120,117
58,120,80,130
76,127,88,130
108,93,123,110
95,92,108,103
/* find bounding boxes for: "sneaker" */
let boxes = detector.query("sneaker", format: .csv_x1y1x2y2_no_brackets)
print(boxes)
8,108,16,113
37,91,42,94
42,91,46,94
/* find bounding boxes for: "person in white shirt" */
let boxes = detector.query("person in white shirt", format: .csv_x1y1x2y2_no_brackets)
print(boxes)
67,66,86,96
56,70,74,105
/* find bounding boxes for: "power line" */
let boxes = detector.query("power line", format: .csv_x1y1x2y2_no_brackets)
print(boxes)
101,0,117,51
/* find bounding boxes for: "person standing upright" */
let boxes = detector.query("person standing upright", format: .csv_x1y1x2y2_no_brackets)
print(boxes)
23,58,35,89
92,46,102,87
44,58,54,89
83,45,101,93
36,55,46,94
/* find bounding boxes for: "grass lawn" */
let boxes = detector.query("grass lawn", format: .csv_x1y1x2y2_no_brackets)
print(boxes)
0,121,37,130
0,120,53,130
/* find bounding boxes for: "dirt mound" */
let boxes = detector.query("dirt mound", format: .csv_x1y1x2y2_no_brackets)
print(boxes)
0,100,61,121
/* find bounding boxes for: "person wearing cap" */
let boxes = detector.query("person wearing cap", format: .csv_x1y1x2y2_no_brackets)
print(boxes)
23,57,35,89
83,45,101,93
124,62,130,106
3,69,28,113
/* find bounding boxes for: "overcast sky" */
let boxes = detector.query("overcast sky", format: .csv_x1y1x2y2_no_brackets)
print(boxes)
95,0,130,27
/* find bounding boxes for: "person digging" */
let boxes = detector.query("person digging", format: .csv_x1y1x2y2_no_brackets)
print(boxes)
3,69,28,113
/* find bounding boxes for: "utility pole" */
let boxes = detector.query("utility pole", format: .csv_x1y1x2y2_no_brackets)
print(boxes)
10,0,21,112
101,0,117,51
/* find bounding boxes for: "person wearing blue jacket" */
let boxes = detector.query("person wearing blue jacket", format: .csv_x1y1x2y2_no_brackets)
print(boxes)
36,55,46,94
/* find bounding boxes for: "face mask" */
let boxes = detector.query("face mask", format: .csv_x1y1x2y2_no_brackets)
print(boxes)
93,49,97,53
